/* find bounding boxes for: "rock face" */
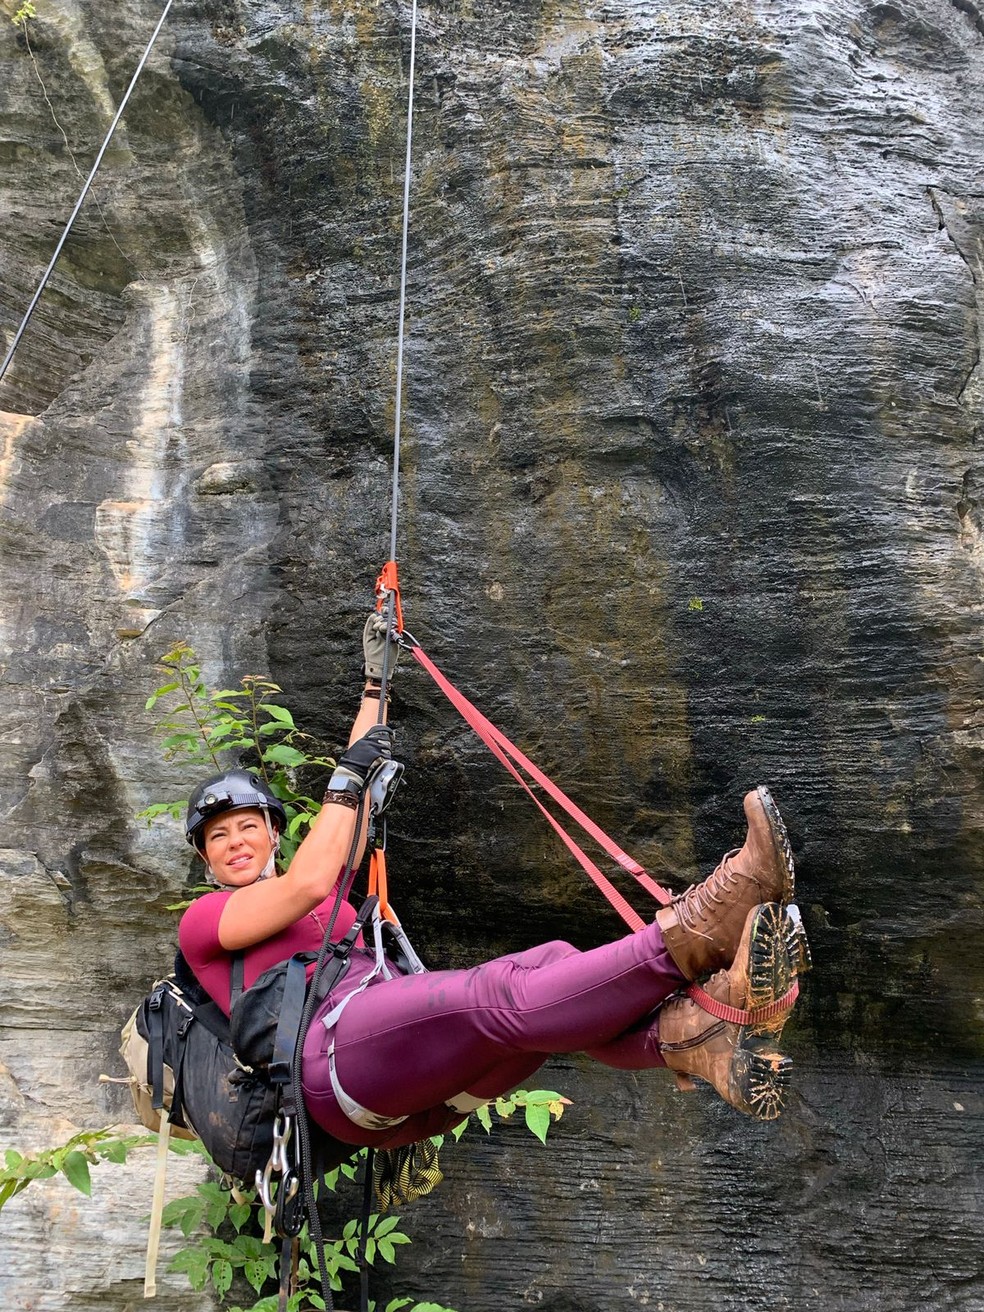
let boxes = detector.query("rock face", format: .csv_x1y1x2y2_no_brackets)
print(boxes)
1,1,982,1309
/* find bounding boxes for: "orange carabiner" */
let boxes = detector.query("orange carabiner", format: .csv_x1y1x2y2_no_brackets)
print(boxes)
374,559,404,634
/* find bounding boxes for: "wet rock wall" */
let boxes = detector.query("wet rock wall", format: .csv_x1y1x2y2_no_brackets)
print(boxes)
0,1,981,1309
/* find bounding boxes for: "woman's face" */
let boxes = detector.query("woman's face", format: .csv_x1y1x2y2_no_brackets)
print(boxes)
201,807,275,887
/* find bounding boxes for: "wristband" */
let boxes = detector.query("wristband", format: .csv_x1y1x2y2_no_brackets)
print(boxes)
361,687,391,703
322,788,360,811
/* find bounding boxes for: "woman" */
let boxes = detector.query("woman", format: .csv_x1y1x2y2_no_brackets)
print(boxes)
179,617,807,1149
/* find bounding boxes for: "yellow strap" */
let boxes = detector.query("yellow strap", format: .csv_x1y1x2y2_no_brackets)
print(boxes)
143,1110,172,1298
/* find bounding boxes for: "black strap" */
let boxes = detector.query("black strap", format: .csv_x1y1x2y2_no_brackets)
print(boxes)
145,982,192,1128
147,986,166,1110
189,998,232,1044
168,1018,190,1128
310,897,375,1003
230,953,245,1008
268,956,310,1093
358,1149,375,1312
276,1234,296,1312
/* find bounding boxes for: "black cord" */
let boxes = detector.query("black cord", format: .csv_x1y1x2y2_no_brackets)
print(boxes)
358,1149,376,1312
288,788,372,1310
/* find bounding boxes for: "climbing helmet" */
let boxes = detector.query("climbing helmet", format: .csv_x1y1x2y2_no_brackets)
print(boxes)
185,769,287,852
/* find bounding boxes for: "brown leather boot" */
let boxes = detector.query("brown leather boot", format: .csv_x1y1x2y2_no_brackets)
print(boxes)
658,902,797,1121
656,785,796,980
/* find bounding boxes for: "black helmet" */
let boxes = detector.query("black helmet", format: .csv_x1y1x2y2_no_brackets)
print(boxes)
185,769,288,851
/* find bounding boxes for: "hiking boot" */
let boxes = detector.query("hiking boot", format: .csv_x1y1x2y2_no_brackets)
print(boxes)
656,785,797,980
658,902,797,1121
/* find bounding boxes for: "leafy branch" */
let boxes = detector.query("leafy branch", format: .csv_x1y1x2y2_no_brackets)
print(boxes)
162,1173,439,1310
140,643,336,865
0,1128,151,1213
470,1088,570,1146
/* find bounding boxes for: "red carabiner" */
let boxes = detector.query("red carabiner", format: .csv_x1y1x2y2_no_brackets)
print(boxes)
374,559,404,634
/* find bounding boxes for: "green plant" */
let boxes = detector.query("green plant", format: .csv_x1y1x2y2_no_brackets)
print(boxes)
140,643,336,865
11,2,36,27
472,1088,568,1146
164,1174,410,1305
159,1091,567,1311
0,1128,150,1212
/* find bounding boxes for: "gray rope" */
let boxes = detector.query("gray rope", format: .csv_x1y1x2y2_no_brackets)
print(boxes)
0,0,176,390
388,0,419,567
377,0,419,719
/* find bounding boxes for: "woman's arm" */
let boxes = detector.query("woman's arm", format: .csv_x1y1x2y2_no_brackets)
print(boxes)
217,678,390,951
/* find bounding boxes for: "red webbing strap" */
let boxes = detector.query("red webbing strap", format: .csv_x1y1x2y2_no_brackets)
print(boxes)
686,979,800,1024
409,643,675,927
460,708,647,932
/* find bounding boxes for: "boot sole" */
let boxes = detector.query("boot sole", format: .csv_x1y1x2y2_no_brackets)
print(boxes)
730,902,795,1121
784,903,812,975
755,785,796,906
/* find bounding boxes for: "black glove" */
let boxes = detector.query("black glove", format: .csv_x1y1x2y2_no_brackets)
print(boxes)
339,724,394,779
328,725,395,795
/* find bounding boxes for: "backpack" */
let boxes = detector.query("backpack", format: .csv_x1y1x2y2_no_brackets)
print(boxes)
124,945,365,1179
120,954,282,1181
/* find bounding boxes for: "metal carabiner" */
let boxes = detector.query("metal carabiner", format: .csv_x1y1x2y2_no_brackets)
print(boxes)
271,1111,292,1174
256,1155,276,1215
275,1168,305,1238
256,1111,294,1217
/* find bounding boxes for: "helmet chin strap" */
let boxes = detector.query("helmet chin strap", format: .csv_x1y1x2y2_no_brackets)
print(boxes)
257,806,281,881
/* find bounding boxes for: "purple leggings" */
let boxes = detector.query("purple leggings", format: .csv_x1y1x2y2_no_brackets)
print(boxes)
301,921,686,1149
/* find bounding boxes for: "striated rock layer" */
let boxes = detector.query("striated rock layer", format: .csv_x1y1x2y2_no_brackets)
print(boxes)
0,1,981,1308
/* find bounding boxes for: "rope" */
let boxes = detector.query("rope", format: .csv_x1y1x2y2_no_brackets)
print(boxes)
0,0,175,392
376,0,419,719
388,0,418,567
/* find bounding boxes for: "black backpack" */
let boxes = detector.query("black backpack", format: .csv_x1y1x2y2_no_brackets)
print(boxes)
123,947,353,1182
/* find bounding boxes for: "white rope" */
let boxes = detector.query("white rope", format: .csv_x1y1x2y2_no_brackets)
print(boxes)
0,0,176,390
376,0,419,717
388,0,419,566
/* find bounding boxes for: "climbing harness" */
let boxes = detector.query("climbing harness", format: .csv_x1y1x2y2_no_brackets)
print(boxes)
0,0,176,388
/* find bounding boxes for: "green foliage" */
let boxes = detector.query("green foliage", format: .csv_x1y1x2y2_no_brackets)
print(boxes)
162,1172,431,1311
160,1091,567,1310
471,1089,570,1146
11,2,36,27
0,1129,150,1213
140,642,336,865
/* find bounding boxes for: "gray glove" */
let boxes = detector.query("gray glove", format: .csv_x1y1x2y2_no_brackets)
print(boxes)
362,611,401,681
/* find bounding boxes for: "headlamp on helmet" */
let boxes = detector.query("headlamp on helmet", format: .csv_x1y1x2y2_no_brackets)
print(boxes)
185,769,288,853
